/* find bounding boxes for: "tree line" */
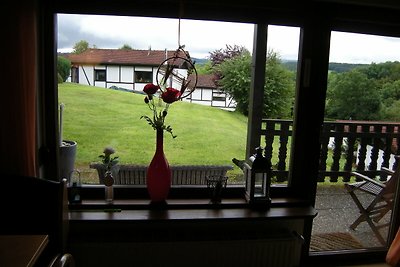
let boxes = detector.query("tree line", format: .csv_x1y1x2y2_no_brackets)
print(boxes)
199,45,400,122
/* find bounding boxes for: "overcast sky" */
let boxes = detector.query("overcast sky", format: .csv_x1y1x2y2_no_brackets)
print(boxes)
58,14,400,64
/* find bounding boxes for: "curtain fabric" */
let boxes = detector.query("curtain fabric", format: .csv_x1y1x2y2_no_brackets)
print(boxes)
387,227,400,267
1,1,37,176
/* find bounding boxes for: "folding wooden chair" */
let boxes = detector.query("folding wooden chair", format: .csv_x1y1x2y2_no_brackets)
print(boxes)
345,165,399,245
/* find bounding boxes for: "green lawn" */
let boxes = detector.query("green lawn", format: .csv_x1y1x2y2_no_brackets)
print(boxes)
58,82,248,182
58,82,348,185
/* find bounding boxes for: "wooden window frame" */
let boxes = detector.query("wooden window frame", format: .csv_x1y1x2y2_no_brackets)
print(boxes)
94,69,106,82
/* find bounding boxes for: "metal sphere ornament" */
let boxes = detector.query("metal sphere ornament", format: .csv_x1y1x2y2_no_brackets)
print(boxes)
156,45,197,100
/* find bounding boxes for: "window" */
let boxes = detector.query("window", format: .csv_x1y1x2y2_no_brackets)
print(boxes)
57,14,254,187
311,30,400,251
212,90,226,102
95,69,106,81
212,96,226,102
42,2,400,264
134,71,152,83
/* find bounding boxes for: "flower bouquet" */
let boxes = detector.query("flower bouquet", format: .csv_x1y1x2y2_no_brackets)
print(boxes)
140,46,197,204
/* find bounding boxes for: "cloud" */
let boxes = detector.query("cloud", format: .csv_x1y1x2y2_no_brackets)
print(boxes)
57,14,400,63
330,31,400,63
57,14,255,58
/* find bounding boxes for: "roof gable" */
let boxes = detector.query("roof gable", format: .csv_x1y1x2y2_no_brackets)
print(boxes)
66,48,186,66
189,73,217,89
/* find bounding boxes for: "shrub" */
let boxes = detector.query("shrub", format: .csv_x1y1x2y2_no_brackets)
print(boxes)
57,56,71,82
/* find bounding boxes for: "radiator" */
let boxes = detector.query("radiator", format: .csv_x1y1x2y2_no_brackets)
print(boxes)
74,231,303,267
135,235,303,267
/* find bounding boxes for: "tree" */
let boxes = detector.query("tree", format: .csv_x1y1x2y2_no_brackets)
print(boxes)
380,80,400,121
209,44,247,67
381,100,400,121
215,49,294,118
57,56,71,83
359,61,400,82
325,70,381,120
119,44,133,50
195,60,213,75
72,40,89,54
214,51,252,115
381,80,400,104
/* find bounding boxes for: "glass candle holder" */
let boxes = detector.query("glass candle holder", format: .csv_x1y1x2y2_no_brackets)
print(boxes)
206,175,228,204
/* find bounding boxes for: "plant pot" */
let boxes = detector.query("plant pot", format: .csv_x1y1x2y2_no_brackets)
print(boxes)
59,140,77,183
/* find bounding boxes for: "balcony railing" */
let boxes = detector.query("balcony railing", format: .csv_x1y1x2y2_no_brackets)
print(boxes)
262,119,400,183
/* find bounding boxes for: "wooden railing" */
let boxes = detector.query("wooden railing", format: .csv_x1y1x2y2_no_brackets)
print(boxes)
262,119,400,183
90,163,233,185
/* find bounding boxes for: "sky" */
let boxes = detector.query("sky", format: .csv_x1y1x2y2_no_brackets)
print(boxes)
58,14,400,64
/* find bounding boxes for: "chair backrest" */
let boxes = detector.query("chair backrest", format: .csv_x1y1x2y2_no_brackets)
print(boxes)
383,170,400,199
0,175,68,254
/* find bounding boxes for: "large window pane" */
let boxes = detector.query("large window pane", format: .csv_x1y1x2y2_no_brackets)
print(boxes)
57,14,253,185
312,31,400,252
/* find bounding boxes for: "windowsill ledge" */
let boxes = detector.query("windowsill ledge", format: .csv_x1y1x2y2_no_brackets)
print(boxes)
69,197,309,210
68,198,316,222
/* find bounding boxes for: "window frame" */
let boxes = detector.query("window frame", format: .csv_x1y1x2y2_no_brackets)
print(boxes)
39,0,400,263
49,11,309,201
49,0,400,216
94,69,106,82
134,70,153,83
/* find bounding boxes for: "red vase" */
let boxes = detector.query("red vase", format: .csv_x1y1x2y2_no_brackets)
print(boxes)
147,129,171,204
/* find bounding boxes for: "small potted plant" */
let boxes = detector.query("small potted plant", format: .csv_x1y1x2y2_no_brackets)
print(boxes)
98,147,119,204
99,147,120,178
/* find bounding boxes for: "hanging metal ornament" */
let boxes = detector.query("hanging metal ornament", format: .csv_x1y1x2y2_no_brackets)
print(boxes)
156,45,197,100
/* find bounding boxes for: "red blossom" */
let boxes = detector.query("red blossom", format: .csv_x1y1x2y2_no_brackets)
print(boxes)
143,83,159,95
161,87,181,103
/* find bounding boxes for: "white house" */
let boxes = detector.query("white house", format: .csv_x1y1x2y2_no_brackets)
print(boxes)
65,49,236,110
66,48,189,93
184,74,237,110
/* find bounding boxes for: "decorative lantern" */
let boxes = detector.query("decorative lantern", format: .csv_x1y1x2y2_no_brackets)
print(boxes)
245,146,272,208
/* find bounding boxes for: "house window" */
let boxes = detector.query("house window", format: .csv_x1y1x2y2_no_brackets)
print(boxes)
135,71,152,83
212,90,226,102
95,69,106,81
212,96,226,102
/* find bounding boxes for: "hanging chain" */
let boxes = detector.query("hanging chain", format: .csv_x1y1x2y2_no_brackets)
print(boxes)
178,18,181,47
178,0,184,47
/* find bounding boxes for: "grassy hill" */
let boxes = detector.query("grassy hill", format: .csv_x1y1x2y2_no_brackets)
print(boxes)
58,82,248,181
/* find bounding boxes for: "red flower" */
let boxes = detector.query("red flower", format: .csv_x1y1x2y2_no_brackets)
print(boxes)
143,83,159,95
161,87,181,103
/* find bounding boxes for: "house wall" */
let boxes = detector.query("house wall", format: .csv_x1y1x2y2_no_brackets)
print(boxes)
121,66,134,83
107,66,119,82
185,87,236,111
71,64,190,92
69,64,235,110
78,65,94,86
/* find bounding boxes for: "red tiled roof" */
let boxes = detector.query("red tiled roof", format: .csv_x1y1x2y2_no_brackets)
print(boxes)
189,73,217,89
66,48,186,66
